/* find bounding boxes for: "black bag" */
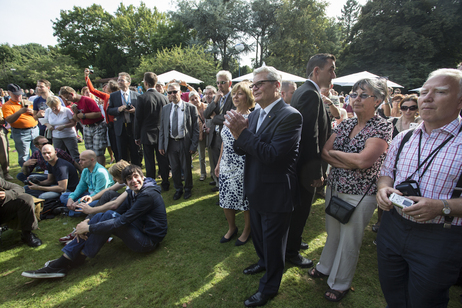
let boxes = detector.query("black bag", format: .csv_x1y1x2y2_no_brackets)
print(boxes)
325,196,356,224
40,198,62,220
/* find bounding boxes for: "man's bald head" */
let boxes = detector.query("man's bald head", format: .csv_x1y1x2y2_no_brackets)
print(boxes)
79,150,97,170
41,144,57,163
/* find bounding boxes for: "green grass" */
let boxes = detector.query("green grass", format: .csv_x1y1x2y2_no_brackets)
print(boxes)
1,139,461,307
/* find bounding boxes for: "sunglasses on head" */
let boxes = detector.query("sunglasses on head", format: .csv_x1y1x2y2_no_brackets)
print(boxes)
167,90,179,95
400,105,418,111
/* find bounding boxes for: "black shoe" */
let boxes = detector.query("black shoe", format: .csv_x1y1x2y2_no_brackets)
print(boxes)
209,181,216,186
243,263,266,275
21,261,68,279
300,242,309,250
244,291,277,307
184,191,192,199
21,232,42,247
211,186,219,192
235,236,250,246
173,190,183,200
286,254,313,268
52,207,67,215
161,185,170,192
220,228,238,243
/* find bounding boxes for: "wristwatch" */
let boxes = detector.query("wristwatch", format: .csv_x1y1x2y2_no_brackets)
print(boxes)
442,199,451,215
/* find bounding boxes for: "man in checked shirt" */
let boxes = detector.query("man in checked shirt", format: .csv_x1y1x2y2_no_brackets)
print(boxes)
376,68,462,308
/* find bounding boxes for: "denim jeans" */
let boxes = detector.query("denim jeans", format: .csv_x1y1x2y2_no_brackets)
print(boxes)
11,126,39,167
62,210,158,260
60,191,97,216
16,173,48,183
24,185,61,200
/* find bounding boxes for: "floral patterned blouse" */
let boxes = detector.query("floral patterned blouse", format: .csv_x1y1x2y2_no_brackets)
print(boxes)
327,115,392,195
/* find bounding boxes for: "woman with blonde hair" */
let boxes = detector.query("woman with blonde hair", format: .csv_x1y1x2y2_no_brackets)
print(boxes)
44,96,79,162
215,81,255,246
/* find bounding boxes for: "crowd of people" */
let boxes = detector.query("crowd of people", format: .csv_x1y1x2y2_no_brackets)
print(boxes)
0,57,462,308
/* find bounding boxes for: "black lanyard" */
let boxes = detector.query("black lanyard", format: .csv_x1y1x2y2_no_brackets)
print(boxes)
407,130,457,182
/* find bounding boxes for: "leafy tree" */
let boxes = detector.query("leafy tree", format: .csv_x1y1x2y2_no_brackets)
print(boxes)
339,0,462,89
250,0,281,67
52,4,113,68
266,0,342,76
171,0,251,70
134,45,219,87
338,0,361,41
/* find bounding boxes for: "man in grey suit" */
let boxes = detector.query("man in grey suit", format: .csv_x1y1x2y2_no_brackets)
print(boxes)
107,72,141,166
203,71,236,192
159,83,199,200
135,72,170,191
286,53,336,268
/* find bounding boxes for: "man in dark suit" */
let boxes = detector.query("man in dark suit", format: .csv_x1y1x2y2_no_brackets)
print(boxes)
134,72,170,191
286,53,336,268
203,70,235,192
159,83,199,200
225,66,302,307
107,72,141,166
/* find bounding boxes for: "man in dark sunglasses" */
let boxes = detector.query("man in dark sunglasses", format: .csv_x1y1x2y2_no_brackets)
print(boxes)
204,70,236,192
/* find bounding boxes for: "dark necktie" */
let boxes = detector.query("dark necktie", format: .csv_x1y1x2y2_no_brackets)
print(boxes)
172,104,179,137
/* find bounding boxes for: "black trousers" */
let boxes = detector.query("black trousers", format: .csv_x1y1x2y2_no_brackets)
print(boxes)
143,143,169,187
116,123,141,166
0,194,37,231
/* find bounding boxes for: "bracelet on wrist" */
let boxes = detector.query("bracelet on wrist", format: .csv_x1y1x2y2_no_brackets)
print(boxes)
82,113,86,119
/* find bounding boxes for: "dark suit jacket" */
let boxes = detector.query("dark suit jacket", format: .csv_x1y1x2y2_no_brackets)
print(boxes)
290,80,330,185
134,89,168,145
203,93,235,146
234,99,302,213
159,101,199,153
107,90,140,136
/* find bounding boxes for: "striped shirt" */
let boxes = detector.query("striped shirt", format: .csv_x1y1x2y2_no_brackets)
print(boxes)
380,117,462,226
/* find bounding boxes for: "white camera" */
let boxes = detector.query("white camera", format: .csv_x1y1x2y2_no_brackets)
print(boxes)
389,193,414,209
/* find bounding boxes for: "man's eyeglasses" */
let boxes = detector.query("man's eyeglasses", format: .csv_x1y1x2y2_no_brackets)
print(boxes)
400,105,418,111
216,81,228,85
167,90,179,95
249,80,277,89
349,93,377,100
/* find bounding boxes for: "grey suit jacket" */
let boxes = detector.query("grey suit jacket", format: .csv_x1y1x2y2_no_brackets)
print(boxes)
107,90,140,136
134,89,168,145
159,100,199,153
203,93,235,146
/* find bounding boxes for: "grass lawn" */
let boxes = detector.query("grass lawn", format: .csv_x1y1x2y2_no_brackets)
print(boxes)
1,139,461,307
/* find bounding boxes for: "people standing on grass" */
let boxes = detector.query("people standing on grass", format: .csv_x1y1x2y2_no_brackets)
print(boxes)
215,81,254,246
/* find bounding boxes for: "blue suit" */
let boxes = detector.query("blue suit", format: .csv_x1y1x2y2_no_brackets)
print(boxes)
234,99,302,294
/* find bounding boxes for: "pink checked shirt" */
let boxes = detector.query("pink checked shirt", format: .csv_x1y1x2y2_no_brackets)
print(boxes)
380,117,462,226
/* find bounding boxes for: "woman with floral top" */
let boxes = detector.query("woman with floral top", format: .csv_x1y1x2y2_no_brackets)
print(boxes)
309,78,392,302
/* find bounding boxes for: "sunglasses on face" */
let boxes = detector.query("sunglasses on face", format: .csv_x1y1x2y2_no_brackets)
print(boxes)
401,105,418,111
216,81,228,85
349,93,376,100
167,90,179,95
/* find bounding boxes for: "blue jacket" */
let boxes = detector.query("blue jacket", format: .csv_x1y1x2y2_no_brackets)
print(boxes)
69,163,113,200
89,178,168,242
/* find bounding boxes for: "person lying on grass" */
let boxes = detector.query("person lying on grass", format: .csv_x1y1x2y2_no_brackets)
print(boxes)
21,164,168,279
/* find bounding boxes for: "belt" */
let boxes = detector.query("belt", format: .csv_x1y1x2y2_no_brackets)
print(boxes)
170,137,184,141
12,126,37,130
85,120,103,127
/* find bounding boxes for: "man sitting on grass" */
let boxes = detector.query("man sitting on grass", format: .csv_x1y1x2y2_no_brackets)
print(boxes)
22,164,168,278
60,150,113,216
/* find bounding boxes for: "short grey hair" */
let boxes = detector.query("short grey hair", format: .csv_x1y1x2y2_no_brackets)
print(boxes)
205,85,217,93
427,68,462,98
189,91,199,99
216,70,232,81
281,80,296,91
168,83,180,90
352,78,388,107
253,66,282,83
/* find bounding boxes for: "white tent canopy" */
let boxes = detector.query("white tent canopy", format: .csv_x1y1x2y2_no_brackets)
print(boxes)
156,70,203,84
232,70,306,82
332,71,404,88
